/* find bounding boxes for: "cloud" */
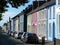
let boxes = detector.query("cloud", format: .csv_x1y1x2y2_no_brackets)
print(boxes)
0,0,33,26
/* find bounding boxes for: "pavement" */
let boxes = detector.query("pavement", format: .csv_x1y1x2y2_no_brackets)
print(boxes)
0,30,60,45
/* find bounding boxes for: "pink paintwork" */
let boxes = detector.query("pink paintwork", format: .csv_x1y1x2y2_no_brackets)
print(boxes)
32,12,38,34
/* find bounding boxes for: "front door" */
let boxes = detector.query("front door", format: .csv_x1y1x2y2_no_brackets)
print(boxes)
53,22,55,41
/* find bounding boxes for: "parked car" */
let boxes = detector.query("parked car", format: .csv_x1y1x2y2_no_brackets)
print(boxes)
21,32,25,40
22,32,39,43
8,30,11,36
18,32,23,39
13,31,18,38
10,31,14,36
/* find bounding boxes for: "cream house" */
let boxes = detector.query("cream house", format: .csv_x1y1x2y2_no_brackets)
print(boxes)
2,23,7,33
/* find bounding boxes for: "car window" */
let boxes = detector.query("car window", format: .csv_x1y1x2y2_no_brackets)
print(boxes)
33,34,37,36
24,33,26,36
19,32,23,34
28,33,33,36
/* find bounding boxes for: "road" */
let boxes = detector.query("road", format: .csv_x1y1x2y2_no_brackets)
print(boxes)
0,31,25,45
1,30,57,45
0,30,41,45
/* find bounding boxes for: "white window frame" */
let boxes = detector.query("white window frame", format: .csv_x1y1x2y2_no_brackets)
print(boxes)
58,15,60,35
58,0,60,5
49,23,52,37
49,7,51,19
53,6,55,19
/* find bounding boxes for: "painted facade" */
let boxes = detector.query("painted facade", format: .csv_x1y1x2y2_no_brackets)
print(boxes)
47,5,56,41
46,0,60,41
27,14,32,33
15,17,19,32
27,9,47,40
11,20,13,32
37,9,47,40
20,15,24,32
5,0,60,41
12,16,20,33
18,16,20,32
32,12,38,34
13,19,16,32
55,0,60,40
2,23,8,33
19,11,27,32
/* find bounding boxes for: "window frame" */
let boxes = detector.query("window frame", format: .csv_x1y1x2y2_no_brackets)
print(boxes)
53,6,55,19
49,7,51,19
49,23,52,37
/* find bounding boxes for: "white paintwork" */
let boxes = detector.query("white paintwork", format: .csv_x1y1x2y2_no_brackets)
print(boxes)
11,20,13,31
37,9,47,40
47,5,56,41
15,18,19,32
20,15,24,32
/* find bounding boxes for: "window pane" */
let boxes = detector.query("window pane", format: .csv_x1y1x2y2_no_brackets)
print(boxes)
49,7,51,19
49,23,51,37
20,23,24,32
59,15,60,33
58,0,60,5
20,15,24,23
53,6,55,19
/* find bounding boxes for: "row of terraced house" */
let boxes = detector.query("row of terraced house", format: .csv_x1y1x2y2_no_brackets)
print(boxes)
2,0,60,41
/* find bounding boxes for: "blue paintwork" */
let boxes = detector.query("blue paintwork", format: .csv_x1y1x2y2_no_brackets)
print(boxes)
46,4,56,41
53,22,55,41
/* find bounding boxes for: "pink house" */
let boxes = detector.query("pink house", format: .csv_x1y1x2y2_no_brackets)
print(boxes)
32,12,38,34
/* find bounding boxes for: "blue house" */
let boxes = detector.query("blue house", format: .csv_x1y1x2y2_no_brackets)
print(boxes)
46,0,56,41
47,0,60,41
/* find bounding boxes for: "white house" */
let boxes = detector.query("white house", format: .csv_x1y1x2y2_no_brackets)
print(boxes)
11,15,20,38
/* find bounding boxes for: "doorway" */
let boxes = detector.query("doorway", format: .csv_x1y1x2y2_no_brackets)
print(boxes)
53,22,55,41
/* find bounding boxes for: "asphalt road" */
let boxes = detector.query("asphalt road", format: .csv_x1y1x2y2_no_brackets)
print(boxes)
0,30,42,45
0,30,57,45
0,31,26,45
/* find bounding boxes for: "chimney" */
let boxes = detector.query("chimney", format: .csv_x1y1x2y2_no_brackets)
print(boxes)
33,1,38,10
33,1,46,9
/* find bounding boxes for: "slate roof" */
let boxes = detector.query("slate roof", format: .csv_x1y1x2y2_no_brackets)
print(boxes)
28,0,55,14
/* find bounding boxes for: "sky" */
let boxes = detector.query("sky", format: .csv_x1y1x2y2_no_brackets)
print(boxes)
0,0,33,26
